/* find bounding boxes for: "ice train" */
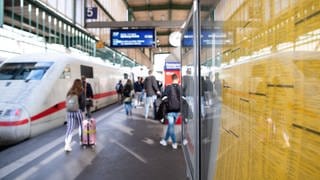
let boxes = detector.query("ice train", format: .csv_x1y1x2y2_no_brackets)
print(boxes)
0,53,130,145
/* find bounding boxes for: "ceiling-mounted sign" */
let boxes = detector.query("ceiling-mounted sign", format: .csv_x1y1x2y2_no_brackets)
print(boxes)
182,29,233,47
86,7,98,19
164,62,181,70
110,29,156,48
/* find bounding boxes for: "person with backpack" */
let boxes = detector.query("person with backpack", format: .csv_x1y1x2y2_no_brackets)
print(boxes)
122,79,134,116
160,74,181,149
143,70,160,119
64,79,84,152
115,80,123,104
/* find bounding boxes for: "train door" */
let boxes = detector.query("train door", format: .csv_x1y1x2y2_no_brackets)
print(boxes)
80,65,97,110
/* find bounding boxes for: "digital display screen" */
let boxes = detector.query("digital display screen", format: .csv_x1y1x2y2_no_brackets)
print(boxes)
182,30,232,46
110,29,156,48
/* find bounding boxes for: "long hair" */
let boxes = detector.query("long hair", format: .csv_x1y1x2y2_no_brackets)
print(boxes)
125,79,132,86
124,79,133,91
67,79,83,96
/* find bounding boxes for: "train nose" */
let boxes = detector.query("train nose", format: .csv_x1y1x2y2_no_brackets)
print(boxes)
0,103,30,146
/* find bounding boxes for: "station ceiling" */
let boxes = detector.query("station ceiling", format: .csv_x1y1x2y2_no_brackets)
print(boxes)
125,0,193,50
87,0,220,54
86,0,193,53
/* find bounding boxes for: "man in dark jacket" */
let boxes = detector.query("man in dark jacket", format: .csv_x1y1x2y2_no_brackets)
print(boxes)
159,73,180,149
143,70,160,119
134,77,144,107
81,76,94,118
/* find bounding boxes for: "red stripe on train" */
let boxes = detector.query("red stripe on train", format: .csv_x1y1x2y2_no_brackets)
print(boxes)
30,102,66,121
93,91,117,99
0,91,116,127
0,119,29,126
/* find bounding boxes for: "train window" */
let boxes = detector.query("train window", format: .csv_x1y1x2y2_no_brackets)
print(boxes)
123,73,128,79
0,62,53,80
80,65,93,78
60,65,71,79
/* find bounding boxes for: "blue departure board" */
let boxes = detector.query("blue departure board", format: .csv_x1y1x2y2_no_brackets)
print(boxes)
110,29,156,48
182,30,232,47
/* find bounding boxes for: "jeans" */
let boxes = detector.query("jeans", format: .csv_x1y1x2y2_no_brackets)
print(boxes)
164,112,179,144
144,95,156,118
134,92,142,106
124,102,132,115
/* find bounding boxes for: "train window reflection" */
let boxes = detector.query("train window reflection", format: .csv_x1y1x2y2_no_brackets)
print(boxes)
0,62,53,80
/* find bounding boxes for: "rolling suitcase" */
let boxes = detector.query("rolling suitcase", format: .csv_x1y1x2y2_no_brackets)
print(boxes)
82,118,96,147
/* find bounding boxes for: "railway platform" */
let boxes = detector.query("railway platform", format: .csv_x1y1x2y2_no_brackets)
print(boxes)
0,103,186,180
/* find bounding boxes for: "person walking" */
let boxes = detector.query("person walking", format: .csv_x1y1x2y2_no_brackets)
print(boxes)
81,76,94,118
133,77,143,107
160,74,181,149
64,79,84,152
123,79,134,116
143,70,160,119
115,80,123,104
182,68,193,109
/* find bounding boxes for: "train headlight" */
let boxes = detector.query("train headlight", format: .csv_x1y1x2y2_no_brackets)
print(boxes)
2,108,22,120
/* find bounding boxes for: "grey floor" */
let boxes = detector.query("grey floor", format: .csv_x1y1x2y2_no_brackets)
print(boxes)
0,104,187,180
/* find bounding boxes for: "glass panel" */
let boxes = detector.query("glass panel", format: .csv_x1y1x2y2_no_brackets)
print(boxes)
47,0,57,8
57,0,65,15
75,0,84,26
0,0,3,27
181,13,197,180
65,0,72,19
199,1,223,180
205,0,320,179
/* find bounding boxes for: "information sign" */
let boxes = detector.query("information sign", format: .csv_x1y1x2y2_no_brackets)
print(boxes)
110,29,156,48
86,7,98,19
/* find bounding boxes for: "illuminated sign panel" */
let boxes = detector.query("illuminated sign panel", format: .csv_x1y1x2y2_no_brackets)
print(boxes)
182,30,233,46
164,62,181,70
110,29,156,48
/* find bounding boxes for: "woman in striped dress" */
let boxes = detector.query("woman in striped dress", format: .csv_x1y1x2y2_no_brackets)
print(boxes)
64,79,84,152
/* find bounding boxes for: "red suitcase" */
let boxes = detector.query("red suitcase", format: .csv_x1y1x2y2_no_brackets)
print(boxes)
82,118,96,147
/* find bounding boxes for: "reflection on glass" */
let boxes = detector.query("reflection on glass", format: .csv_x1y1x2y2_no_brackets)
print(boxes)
199,0,320,180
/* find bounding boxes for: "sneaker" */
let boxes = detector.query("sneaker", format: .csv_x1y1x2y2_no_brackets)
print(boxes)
183,139,188,145
64,144,72,152
160,139,167,146
172,143,178,149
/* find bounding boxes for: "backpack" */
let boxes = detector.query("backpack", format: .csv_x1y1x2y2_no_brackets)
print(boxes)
167,85,180,112
116,83,123,93
66,94,79,112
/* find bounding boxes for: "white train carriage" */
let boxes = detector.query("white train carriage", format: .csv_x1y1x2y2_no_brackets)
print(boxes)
0,53,129,145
